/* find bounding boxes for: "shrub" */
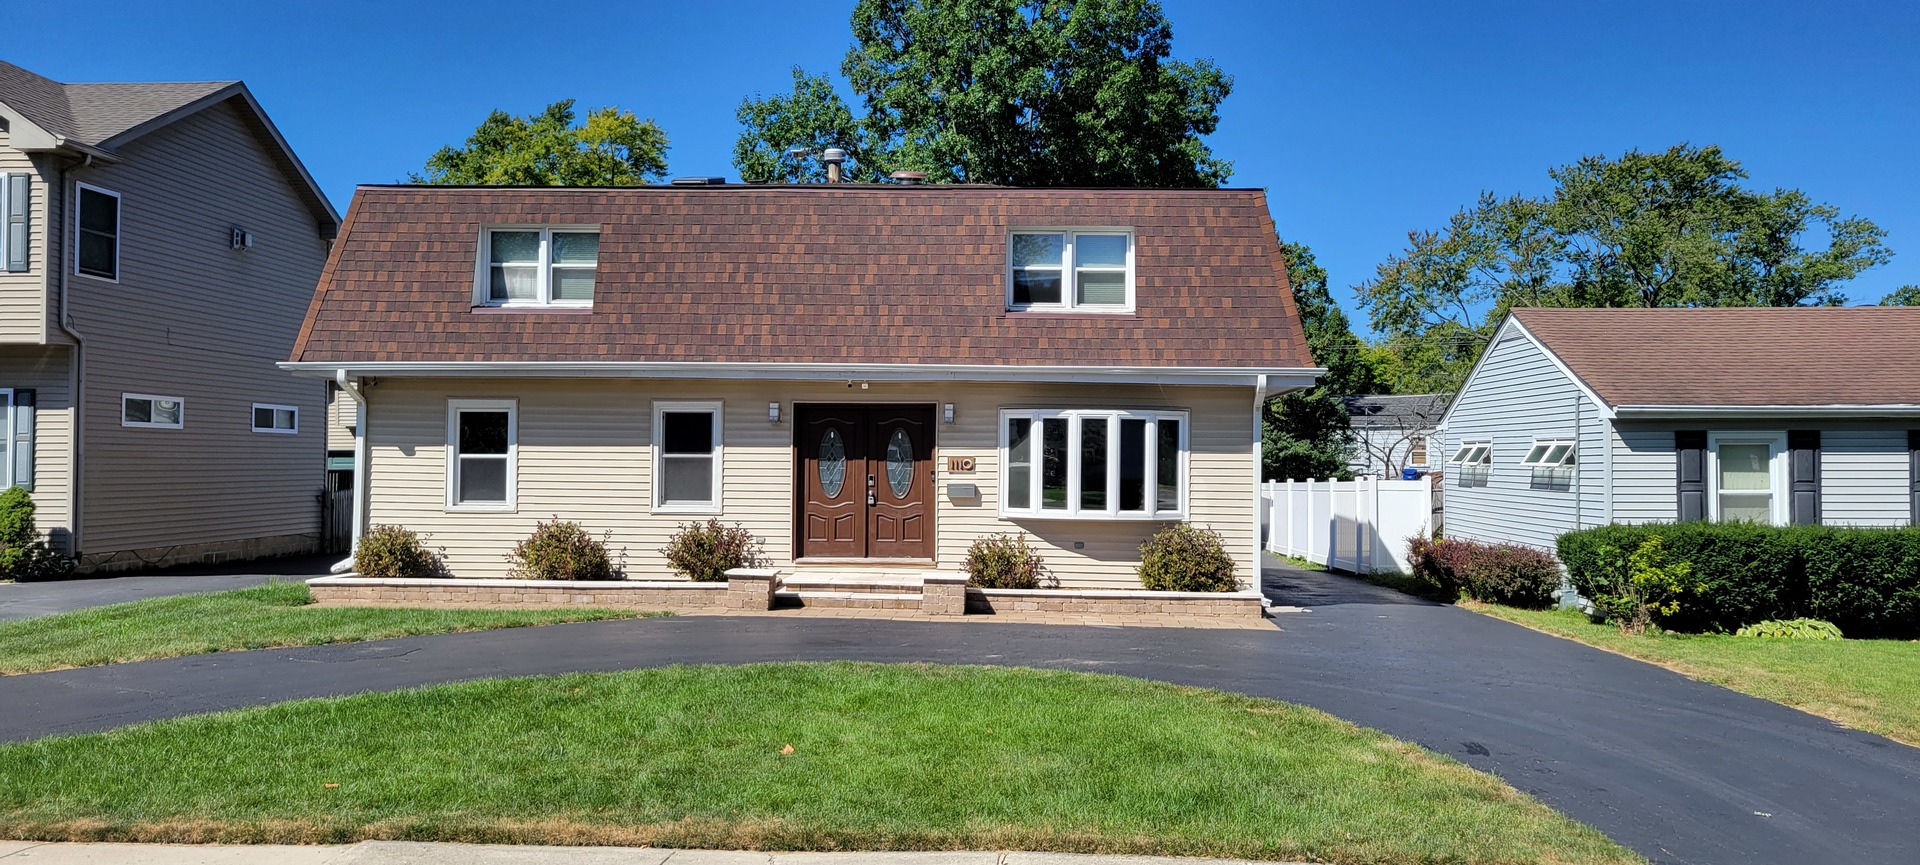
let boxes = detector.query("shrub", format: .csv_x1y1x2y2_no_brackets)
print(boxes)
354,524,446,579
1138,523,1237,592
507,519,620,580
0,487,72,581
661,519,768,582
1406,535,1559,608
1559,523,1920,638
1736,618,1844,640
963,533,1049,589
1586,537,1699,635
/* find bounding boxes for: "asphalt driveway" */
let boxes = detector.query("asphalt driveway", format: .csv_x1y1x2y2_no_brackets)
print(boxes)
0,558,1915,865
0,554,336,620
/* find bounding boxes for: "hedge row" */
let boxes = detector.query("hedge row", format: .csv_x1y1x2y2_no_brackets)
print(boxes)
1556,522,1920,638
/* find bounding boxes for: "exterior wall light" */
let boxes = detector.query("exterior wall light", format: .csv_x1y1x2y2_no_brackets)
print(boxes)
943,403,955,424
768,402,781,423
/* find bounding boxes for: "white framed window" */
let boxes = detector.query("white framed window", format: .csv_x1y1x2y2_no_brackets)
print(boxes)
446,399,516,511
1708,431,1787,525
653,400,722,513
476,226,599,307
1007,229,1134,311
1519,439,1577,468
1448,441,1492,465
251,403,299,434
999,408,1186,520
122,393,184,429
75,182,120,281
0,388,12,489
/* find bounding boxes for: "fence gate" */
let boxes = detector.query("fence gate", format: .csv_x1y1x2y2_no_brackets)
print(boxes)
321,488,353,554
1260,478,1433,574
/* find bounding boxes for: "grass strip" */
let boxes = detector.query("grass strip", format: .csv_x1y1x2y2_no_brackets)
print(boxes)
1467,602,1920,746
0,662,1637,864
0,582,653,674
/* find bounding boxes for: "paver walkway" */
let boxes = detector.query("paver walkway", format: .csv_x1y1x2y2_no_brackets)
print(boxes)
2,558,1916,865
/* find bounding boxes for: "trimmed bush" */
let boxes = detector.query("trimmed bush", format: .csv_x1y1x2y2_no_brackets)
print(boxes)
354,525,446,579
507,519,620,580
1583,537,1700,635
1736,618,1844,640
1138,523,1237,592
660,519,768,582
0,487,72,581
1558,522,1920,638
963,533,1049,589
1406,535,1559,608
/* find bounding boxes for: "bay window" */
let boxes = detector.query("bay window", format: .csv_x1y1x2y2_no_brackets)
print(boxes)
1000,409,1186,519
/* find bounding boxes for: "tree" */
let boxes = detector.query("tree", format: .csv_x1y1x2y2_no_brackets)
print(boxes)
1346,394,1450,477
1359,144,1893,390
1262,239,1374,481
1882,285,1920,306
414,100,669,186
733,0,1232,186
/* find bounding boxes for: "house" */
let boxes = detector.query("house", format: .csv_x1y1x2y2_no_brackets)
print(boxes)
0,61,338,571
1437,307,1920,552
282,184,1320,588
1345,393,1446,478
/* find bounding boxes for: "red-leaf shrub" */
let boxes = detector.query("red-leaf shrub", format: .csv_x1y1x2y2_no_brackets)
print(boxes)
1408,536,1560,608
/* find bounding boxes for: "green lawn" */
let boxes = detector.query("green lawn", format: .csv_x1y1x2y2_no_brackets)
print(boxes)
0,663,1637,864
0,582,653,675
1468,603,1920,746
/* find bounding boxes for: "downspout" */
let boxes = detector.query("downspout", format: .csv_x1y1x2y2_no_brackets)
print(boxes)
330,369,369,574
1252,374,1269,603
53,159,88,558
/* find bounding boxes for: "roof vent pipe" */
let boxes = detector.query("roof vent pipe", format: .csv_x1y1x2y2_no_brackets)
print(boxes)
821,147,846,183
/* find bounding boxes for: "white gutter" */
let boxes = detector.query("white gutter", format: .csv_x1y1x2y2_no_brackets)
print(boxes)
1613,404,1920,418
279,361,1324,389
329,370,370,575
1251,374,1269,601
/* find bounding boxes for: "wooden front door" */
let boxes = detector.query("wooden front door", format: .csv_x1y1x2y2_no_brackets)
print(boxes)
797,404,934,560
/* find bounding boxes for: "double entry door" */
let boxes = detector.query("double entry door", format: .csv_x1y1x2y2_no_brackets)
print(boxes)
797,404,934,560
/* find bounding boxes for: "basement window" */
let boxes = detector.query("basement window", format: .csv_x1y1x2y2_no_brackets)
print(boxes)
122,393,184,429
251,403,299,434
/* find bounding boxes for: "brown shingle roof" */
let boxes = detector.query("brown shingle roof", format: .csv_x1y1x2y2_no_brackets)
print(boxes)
290,185,1314,369
1510,306,1920,408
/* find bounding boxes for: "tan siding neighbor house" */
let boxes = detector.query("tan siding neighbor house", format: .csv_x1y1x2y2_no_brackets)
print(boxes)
0,61,338,571
287,184,1317,592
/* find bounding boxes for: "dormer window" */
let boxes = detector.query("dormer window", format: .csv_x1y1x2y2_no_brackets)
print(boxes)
477,227,598,307
1008,230,1133,312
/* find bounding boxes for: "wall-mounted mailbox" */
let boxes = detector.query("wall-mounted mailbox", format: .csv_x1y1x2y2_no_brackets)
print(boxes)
945,483,980,501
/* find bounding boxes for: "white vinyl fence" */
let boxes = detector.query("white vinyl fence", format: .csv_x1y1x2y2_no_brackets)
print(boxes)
1261,478,1434,574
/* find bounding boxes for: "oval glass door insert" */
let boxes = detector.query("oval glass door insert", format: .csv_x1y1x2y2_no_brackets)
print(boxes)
886,428,914,497
819,427,847,498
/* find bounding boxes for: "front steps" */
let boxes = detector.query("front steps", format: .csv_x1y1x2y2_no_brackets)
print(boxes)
775,573,928,610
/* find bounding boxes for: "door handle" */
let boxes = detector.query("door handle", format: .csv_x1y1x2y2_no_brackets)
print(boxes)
868,474,877,506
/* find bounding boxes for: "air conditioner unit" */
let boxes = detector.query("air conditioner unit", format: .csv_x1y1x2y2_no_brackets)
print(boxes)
230,227,253,250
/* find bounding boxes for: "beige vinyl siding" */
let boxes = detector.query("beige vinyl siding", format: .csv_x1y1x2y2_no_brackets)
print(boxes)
63,100,329,554
0,346,73,549
1440,326,1607,551
364,378,1256,589
325,383,356,452
0,133,50,344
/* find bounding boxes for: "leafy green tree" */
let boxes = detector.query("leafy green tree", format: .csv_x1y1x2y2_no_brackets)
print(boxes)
414,100,669,186
1359,144,1893,390
1263,239,1371,481
1882,285,1920,305
733,0,1232,186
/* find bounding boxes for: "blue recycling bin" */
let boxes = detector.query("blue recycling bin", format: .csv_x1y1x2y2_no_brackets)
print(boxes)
1401,467,1422,481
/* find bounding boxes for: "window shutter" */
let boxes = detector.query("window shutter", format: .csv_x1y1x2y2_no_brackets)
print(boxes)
4,174,27,273
1675,430,1707,521
1787,430,1819,526
11,389,34,492
1910,430,1920,526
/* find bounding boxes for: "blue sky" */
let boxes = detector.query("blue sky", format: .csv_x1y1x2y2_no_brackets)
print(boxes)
8,1,1916,323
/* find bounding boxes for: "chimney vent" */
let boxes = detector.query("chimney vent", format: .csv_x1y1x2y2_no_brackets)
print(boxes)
821,147,847,183
889,171,927,185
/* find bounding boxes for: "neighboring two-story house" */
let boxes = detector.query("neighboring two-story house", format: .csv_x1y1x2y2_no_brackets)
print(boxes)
284,184,1319,588
0,61,338,571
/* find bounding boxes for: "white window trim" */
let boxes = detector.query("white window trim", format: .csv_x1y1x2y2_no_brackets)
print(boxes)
445,398,517,512
1006,228,1136,313
1448,440,1491,465
121,393,184,430
0,175,14,268
1519,438,1577,467
1707,431,1788,525
0,388,13,489
652,400,723,515
74,181,121,283
998,408,1187,520
473,225,600,308
250,402,300,434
